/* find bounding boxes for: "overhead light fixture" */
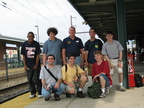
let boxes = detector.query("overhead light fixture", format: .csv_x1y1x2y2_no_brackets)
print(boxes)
82,21,88,25
89,0,96,2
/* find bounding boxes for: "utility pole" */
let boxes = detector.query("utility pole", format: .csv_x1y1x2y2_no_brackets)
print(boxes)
70,15,76,26
35,25,39,42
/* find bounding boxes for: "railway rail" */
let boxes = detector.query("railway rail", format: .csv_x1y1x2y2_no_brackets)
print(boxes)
0,73,26,81
0,82,28,104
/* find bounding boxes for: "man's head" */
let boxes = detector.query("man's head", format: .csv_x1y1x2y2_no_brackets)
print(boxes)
27,32,35,43
89,28,96,38
69,26,76,36
47,54,55,65
68,54,76,64
93,50,103,62
105,31,113,41
47,27,58,39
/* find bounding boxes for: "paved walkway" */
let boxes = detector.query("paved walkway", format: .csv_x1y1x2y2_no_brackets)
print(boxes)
24,61,144,108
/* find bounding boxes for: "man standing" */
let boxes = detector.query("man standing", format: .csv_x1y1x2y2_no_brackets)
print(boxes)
102,31,126,91
62,26,84,66
84,28,103,77
40,54,65,101
21,32,42,98
43,27,62,66
62,54,87,98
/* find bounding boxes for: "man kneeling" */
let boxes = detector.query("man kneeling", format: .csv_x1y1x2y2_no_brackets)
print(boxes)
92,50,112,97
40,54,65,101
62,54,87,98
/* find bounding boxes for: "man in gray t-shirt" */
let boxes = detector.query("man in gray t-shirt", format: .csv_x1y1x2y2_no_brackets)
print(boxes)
102,31,126,91
40,54,65,101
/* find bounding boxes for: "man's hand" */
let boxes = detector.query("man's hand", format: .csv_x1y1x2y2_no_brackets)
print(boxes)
118,61,122,68
54,83,60,89
24,66,28,71
68,83,74,88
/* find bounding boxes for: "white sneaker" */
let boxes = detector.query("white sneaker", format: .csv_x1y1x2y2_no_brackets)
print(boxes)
29,94,36,98
38,95,43,98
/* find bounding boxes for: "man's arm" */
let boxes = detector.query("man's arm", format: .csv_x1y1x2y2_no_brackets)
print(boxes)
23,55,27,71
54,78,62,89
43,53,47,66
34,54,40,69
84,50,89,67
62,49,67,65
80,49,84,67
118,51,123,68
104,55,114,69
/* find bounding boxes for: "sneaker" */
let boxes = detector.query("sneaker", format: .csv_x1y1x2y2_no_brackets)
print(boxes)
54,94,60,101
66,93,71,98
77,91,85,98
38,95,43,98
117,85,126,91
99,92,106,98
29,94,36,98
105,87,110,94
45,97,50,101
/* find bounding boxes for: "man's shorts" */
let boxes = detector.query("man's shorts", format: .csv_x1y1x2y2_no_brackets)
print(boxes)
110,59,123,74
99,74,110,87
65,82,78,92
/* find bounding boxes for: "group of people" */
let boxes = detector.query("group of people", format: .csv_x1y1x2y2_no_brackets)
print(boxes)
21,26,126,101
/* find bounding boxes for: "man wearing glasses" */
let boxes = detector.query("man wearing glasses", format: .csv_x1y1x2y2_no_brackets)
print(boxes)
39,54,65,101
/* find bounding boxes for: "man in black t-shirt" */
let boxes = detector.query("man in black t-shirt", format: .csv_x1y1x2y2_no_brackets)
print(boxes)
84,28,103,77
21,32,42,98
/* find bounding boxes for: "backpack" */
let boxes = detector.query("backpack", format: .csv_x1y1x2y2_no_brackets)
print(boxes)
134,74,143,87
87,82,102,99
65,64,78,75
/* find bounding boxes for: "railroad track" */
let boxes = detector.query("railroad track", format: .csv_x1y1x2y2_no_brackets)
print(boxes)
0,73,26,81
0,82,29,104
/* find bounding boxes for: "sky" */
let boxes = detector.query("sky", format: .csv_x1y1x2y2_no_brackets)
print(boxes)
0,0,91,44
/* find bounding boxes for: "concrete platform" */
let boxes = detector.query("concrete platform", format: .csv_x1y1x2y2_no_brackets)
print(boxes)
25,61,144,108
1,61,144,108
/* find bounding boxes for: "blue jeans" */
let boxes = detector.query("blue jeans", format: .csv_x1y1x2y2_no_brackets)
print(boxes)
42,83,65,98
99,74,110,87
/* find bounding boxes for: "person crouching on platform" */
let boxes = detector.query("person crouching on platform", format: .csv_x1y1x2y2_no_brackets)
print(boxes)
92,50,111,97
39,54,65,101
62,54,87,98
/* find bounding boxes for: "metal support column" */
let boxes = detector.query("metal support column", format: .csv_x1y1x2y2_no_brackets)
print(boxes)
116,0,129,88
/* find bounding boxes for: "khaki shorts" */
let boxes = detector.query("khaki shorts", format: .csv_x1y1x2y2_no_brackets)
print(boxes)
66,82,79,92
110,59,123,74
87,63,92,76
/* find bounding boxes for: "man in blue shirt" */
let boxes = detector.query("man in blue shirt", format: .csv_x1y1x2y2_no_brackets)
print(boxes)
62,26,84,66
43,27,62,66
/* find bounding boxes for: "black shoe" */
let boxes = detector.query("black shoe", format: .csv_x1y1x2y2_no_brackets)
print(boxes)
45,97,50,101
66,93,71,98
54,94,60,101
77,91,85,98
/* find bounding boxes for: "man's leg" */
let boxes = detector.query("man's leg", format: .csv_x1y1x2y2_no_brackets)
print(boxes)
77,75,87,98
117,66,126,91
41,87,51,101
65,82,75,98
27,69,36,98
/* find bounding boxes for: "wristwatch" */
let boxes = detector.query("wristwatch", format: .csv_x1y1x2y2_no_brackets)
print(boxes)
118,60,122,62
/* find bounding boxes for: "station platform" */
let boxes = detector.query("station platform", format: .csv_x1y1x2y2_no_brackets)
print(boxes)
0,61,144,108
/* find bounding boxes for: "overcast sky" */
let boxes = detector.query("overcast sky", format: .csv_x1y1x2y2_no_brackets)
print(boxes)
0,0,91,44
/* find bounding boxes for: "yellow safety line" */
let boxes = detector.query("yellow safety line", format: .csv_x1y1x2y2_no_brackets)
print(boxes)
0,93,38,108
